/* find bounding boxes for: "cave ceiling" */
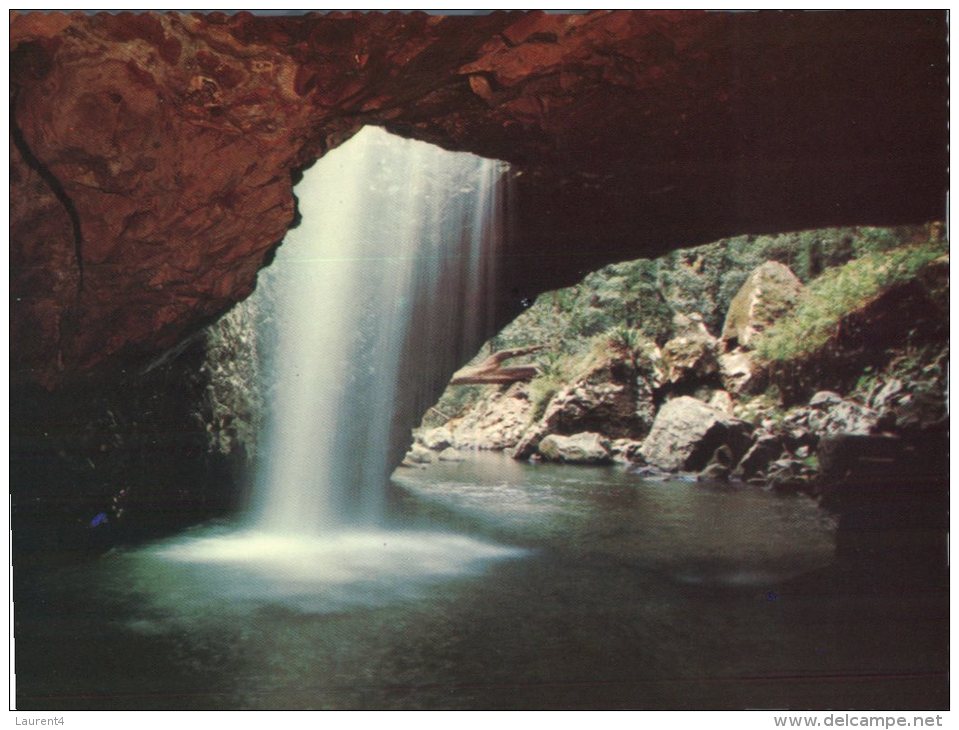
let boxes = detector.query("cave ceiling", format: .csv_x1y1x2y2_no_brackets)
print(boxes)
9,10,948,388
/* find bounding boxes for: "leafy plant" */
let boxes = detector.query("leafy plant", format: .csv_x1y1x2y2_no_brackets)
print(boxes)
607,323,642,353
754,239,946,363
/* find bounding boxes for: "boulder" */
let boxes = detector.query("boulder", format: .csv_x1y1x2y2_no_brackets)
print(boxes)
707,389,735,415
721,261,804,350
420,426,453,451
513,357,656,460
719,349,762,395
818,430,948,568
661,332,719,385
807,394,879,435
640,396,753,472
809,390,843,408
538,432,611,465
698,444,735,482
765,457,818,494
734,434,784,479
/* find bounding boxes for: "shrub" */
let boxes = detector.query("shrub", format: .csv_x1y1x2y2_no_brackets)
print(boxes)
528,374,564,423
755,239,947,363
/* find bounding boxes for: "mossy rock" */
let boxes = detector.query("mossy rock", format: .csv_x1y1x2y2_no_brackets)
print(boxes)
721,261,804,350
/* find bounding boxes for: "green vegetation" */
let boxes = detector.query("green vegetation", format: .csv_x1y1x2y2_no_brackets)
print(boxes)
420,223,938,430
422,382,487,428
528,374,563,423
490,225,926,356
754,239,947,363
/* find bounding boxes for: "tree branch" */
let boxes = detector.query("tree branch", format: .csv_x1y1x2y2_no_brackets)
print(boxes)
449,345,544,385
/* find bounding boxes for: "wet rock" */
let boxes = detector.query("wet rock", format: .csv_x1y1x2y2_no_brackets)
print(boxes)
698,444,735,482
735,436,784,480
609,438,646,464
538,432,611,465
629,464,667,479
421,426,453,451
721,261,804,351
765,456,818,493
404,443,433,465
640,396,753,472
437,447,464,462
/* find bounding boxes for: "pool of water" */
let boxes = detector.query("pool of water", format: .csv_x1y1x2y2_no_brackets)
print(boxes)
14,454,947,710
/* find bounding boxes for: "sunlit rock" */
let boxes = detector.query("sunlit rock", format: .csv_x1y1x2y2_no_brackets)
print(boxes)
661,331,719,386
404,444,434,466
719,349,762,395
721,262,804,351
513,357,656,460
447,382,533,451
538,432,611,465
640,396,753,473
421,427,454,452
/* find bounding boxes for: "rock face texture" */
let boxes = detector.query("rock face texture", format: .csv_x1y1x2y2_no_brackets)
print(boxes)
513,356,657,459
10,10,948,388
661,330,719,386
766,254,949,404
639,395,752,472
721,261,805,350
538,432,611,465
446,382,533,451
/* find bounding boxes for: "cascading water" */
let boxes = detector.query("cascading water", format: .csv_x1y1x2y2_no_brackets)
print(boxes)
150,126,521,606
252,125,504,532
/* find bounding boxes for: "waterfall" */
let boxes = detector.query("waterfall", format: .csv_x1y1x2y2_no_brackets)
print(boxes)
149,127,523,605
152,127,521,604
250,126,506,534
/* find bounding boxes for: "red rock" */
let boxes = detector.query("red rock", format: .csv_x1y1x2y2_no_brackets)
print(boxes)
9,10,948,388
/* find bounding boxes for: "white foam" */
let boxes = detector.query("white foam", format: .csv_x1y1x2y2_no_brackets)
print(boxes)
156,528,521,585
137,526,524,616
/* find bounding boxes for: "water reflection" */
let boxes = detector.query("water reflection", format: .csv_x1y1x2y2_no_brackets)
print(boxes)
21,455,947,711
393,453,837,586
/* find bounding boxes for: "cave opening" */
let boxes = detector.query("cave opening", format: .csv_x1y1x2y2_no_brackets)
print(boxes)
10,9,950,712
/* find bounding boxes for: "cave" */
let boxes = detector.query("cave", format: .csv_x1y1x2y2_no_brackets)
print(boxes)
9,10,949,712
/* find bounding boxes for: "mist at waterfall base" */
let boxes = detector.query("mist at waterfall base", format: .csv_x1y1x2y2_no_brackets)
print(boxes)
145,126,522,609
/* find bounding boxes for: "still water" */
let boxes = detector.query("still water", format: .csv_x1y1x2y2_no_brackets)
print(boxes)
15,454,947,710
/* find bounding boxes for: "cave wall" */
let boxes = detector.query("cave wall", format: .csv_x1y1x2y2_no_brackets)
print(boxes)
9,10,948,389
